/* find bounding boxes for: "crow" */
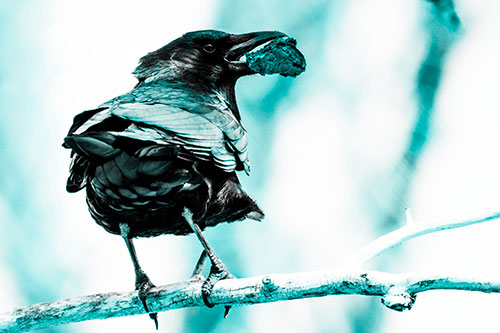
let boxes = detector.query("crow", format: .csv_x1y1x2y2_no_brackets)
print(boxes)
63,30,287,327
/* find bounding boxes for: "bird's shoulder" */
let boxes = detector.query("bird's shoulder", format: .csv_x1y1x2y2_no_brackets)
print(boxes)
65,82,250,173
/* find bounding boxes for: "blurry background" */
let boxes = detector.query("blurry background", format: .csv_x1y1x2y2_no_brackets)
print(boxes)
1,0,500,332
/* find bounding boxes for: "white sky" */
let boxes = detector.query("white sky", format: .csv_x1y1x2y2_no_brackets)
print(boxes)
2,0,500,332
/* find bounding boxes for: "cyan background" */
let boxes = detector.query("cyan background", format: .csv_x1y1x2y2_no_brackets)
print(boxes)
1,0,500,332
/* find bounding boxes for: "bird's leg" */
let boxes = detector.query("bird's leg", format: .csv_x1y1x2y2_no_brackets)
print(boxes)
120,223,159,330
182,208,233,316
190,250,208,280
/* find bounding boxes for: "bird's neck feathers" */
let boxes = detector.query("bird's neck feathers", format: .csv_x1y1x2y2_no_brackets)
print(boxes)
217,79,241,121
134,61,242,122
133,58,196,85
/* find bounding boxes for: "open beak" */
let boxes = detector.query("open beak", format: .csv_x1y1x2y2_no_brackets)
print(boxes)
225,31,287,75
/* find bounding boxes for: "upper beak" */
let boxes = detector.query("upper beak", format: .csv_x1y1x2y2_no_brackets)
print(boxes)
225,31,287,75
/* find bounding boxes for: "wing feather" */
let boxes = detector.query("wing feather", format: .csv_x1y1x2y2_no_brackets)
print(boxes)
108,101,249,173
65,84,250,174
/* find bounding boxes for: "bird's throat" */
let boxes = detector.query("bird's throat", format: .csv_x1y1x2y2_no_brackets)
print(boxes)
218,79,241,121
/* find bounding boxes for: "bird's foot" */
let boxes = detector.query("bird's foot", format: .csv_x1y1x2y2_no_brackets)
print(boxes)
202,261,234,318
136,269,159,330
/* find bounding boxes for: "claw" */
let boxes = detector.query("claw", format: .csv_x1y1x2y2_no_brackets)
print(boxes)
149,313,159,330
201,261,235,316
223,306,231,318
136,270,159,329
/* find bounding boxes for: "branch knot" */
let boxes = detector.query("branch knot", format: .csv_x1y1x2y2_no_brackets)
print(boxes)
262,276,277,292
381,287,416,312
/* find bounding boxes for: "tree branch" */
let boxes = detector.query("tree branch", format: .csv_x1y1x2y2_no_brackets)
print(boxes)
3,270,500,332
346,210,500,268
2,210,500,332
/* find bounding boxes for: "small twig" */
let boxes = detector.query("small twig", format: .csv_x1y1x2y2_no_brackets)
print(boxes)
405,208,414,225
346,211,500,268
2,270,500,332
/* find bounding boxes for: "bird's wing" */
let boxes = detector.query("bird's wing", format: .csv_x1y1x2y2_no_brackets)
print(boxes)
65,85,249,174
108,102,248,173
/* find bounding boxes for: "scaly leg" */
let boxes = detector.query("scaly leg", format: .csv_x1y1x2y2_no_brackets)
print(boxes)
190,250,208,280
120,223,159,329
182,208,233,317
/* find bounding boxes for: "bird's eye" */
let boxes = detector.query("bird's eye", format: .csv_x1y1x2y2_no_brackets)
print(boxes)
203,44,216,53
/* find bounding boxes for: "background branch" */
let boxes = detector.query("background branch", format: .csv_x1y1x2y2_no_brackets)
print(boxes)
347,210,500,267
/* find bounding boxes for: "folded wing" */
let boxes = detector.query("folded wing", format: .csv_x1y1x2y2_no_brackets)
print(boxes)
64,84,250,193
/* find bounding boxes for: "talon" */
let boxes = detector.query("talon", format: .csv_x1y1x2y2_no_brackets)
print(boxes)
223,305,231,318
150,313,159,330
138,284,153,312
136,270,159,329
201,262,235,312
201,279,216,308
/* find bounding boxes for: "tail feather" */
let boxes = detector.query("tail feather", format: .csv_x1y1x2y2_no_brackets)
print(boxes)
67,154,90,192
64,133,120,162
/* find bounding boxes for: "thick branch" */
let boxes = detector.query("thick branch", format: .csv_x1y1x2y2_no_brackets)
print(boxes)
2,270,500,332
347,210,500,267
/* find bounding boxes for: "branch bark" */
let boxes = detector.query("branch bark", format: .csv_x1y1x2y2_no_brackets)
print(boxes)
2,210,500,332
3,270,500,332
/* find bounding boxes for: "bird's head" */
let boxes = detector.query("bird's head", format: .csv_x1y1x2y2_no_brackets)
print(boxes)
133,30,287,88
